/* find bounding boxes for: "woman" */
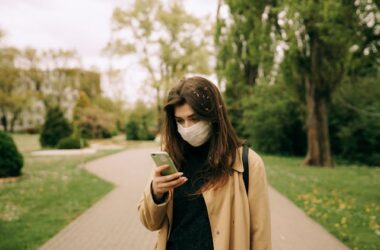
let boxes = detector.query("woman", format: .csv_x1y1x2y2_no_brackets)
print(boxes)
138,76,271,250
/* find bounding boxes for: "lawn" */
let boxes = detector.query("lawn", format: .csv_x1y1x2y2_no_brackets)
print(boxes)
0,133,158,250
263,155,380,250
12,133,41,154
3,134,378,249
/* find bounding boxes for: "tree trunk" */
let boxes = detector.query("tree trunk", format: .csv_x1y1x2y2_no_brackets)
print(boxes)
1,114,8,132
10,110,21,133
304,76,333,167
156,86,162,132
303,31,333,167
319,99,333,166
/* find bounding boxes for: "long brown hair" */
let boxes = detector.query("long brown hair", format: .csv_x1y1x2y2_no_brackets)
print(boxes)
161,76,242,192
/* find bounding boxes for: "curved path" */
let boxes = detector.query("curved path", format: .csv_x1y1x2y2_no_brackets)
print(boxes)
39,147,349,250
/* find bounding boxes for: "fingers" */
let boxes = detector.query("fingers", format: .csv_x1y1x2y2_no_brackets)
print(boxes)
157,176,188,189
159,172,184,182
151,168,188,198
172,178,188,189
154,164,169,176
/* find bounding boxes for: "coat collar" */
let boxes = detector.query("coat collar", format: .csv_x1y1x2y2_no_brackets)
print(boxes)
231,146,244,173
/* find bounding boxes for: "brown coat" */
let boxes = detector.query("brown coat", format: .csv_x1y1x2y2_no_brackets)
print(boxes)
137,147,272,250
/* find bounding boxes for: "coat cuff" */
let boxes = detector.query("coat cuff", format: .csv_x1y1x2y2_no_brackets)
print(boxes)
150,182,170,204
145,180,171,207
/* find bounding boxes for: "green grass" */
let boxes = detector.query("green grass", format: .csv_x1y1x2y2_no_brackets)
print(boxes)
9,133,378,249
0,133,158,250
263,155,380,250
12,133,41,154
0,152,118,250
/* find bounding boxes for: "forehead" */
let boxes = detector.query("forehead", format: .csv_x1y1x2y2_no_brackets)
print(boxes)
174,103,194,118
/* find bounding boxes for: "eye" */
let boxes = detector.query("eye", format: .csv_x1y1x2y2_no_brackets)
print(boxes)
190,117,200,123
175,118,184,124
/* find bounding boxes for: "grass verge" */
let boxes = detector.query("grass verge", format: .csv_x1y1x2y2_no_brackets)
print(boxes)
0,151,119,250
263,155,380,250
0,133,158,250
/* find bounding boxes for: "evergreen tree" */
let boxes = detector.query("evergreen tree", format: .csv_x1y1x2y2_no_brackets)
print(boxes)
39,107,72,147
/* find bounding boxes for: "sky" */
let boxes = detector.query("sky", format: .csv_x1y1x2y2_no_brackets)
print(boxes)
0,0,218,104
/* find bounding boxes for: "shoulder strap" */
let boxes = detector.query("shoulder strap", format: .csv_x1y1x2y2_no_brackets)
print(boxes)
242,144,249,194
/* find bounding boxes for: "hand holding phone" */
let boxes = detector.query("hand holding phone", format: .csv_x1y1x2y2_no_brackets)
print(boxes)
150,151,188,201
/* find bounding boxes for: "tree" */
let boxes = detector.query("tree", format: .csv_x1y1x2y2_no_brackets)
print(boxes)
0,47,31,132
279,0,379,166
105,0,212,127
20,48,102,128
217,0,379,167
215,0,277,136
79,70,102,99
75,106,116,139
0,29,4,42
0,58,19,132
329,73,380,166
39,107,72,147
243,81,306,156
346,0,380,78
21,48,82,110
73,90,91,121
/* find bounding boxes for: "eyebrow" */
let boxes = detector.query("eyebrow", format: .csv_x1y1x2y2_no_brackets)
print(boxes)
174,113,196,120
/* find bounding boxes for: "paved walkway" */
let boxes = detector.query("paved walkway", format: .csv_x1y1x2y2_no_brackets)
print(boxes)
39,147,349,250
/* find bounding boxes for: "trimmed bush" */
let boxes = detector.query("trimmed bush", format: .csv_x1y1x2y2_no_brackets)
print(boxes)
0,131,24,177
40,107,72,147
57,137,81,149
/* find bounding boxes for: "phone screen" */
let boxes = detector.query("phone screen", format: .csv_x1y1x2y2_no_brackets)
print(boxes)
151,152,178,176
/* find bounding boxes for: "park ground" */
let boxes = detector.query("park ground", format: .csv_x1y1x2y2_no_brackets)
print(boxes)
0,134,379,250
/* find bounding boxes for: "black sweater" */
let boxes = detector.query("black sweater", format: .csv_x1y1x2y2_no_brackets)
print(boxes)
166,142,214,250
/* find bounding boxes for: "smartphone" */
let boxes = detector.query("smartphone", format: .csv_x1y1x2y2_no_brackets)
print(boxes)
150,152,178,176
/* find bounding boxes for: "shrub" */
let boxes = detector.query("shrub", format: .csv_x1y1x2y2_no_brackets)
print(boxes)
24,126,40,134
75,106,116,139
100,127,112,138
125,118,156,140
111,129,119,137
57,137,81,149
125,101,157,141
125,121,139,140
242,83,306,156
330,76,380,166
40,107,72,147
0,131,24,177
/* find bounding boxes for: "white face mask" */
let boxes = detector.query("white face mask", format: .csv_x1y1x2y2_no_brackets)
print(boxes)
177,120,212,147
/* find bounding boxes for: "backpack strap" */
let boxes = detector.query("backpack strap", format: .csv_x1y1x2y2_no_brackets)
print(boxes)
242,144,249,194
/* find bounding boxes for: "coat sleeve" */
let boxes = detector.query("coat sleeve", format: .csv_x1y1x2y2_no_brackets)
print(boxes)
248,150,272,250
137,179,172,231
